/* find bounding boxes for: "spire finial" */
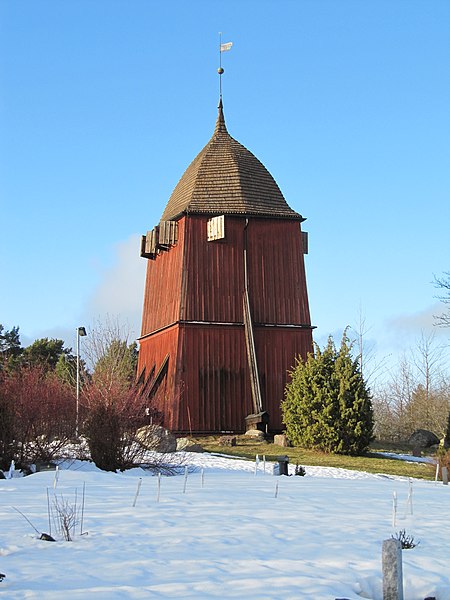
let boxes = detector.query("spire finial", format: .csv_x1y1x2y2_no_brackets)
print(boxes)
218,33,233,100
214,96,226,135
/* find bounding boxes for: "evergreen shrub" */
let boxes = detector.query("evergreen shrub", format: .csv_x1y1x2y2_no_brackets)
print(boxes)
282,332,374,455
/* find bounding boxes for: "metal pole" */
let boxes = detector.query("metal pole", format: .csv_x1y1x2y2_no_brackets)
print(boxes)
76,328,80,438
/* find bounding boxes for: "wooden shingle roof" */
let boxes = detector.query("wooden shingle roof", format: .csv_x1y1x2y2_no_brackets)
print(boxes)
161,101,303,222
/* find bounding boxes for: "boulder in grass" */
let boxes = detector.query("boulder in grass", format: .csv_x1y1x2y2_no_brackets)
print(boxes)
219,435,237,447
274,433,290,447
409,429,440,449
136,425,177,453
176,438,204,453
244,429,265,441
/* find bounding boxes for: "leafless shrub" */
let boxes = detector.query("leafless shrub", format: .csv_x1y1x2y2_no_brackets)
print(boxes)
52,494,79,541
372,334,450,442
1,365,75,470
391,529,419,549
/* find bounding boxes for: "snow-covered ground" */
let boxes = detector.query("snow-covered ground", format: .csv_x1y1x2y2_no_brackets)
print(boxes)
1,452,449,599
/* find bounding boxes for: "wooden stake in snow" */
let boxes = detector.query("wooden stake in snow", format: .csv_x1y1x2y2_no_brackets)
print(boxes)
132,478,142,507
392,491,397,528
435,462,439,482
183,466,188,493
442,466,449,485
263,455,266,474
46,488,52,536
382,538,403,600
274,481,279,498
7,460,15,480
201,467,205,488
406,480,413,515
53,466,59,490
156,472,161,503
255,454,259,476
72,488,78,540
80,482,86,535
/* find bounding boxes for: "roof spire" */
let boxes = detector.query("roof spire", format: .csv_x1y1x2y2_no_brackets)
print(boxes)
214,97,227,135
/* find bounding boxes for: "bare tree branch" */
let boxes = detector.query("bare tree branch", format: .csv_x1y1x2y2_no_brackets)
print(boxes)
434,272,450,327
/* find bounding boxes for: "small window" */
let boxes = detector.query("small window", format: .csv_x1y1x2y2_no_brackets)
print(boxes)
207,215,225,241
301,231,309,255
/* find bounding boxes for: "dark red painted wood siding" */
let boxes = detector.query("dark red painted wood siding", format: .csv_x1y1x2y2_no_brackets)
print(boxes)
182,216,310,326
176,324,253,432
138,214,313,433
137,325,180,426
247,219,311,326
182,216,244,323
254,326,313,431
140,218,185,336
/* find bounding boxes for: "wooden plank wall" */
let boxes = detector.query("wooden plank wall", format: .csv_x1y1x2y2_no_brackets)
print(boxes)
182,216,311,327
246,219,311,326
176,324,253,433
137,325,180,428
138,214,313,433
254,326,313,431
182,216,245,323
140,219,185,336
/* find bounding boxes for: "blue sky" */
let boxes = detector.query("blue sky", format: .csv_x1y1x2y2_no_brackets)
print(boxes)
1,0,449,377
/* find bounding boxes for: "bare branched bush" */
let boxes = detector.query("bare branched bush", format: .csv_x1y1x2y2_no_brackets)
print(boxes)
78,317,184,473
0,365,75,469
52,495,78,541
373,334,450,442
391,529,420,549
80,317,162,471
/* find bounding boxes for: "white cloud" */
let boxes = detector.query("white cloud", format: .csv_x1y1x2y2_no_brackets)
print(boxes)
387,303,447,336
83,234,146,341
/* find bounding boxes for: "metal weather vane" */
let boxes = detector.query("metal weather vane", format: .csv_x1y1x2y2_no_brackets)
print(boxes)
218,32,233,99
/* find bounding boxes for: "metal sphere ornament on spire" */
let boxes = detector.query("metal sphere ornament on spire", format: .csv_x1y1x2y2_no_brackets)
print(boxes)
218,35,232,99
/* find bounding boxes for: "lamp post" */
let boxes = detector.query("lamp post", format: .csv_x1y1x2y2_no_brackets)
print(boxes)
76,326,87,438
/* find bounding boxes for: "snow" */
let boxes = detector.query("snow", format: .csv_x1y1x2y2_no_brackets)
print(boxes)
1,453,449,599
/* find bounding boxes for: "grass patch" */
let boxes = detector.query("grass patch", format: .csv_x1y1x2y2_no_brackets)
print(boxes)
191,436,436,480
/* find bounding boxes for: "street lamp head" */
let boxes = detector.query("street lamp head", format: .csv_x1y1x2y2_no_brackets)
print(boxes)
77,326,87,337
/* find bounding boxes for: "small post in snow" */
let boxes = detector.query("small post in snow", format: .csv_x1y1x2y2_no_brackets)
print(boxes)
80,481,86,535
392,491,397,528
442,466,449,485
255,454,259,476
274,481,279,498
132,478,142,507
46,488,52,536
53,466,59,490
183,466,188,493
263,455,266,474
7,460,15,480
406,480,413,515
156,472,161,503
435,462,439,482
382,538,403,600
201,467,205,488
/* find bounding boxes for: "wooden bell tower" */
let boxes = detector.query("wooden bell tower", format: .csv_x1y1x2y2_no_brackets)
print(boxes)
137,101,313,433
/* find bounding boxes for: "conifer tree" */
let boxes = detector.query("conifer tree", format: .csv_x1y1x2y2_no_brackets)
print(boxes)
282,332,374,455
445,411,450,449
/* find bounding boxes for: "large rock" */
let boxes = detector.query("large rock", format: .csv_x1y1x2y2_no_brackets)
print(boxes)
274,433,290,447
136,425,177,453
176,438,204,453
219,435,236,447
244,429,266,441
409,429,440,449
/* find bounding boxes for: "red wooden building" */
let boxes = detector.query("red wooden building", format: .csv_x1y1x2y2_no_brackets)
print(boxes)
138,100,313,434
